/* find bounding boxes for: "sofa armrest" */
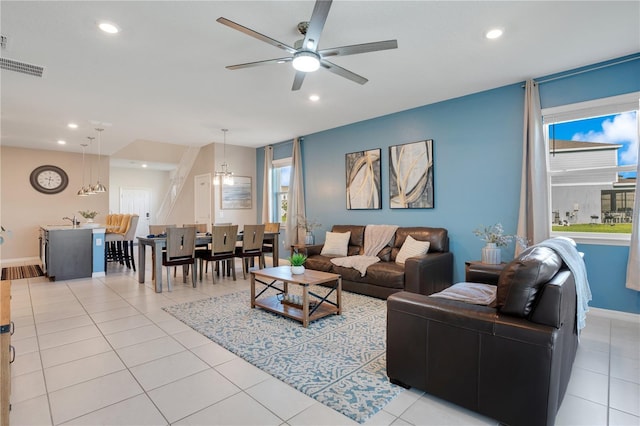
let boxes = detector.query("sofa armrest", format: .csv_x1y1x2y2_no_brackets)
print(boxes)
404,252,454,295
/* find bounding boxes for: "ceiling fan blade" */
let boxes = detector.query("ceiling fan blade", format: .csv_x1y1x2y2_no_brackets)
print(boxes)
303,0,332,51
319,39,398,58
226,57,292,70
217,17,297,54
320,60,368,85
292,71,306,91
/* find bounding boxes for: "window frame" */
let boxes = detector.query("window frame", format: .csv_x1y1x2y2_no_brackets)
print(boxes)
542,92,639,246
271,157,292,224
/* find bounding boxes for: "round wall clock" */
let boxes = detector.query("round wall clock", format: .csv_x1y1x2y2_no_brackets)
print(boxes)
30,165,69,194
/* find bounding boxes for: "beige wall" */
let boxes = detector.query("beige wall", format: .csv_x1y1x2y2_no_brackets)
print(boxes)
0,142,257,262
109,166,171,235
166,143,258,230
0,146,109,261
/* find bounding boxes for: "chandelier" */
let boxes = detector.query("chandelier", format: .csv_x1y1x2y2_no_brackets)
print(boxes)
214,128,234,185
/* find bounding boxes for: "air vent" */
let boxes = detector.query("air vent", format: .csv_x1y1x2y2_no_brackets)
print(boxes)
0,35,7,49
0,57,44,77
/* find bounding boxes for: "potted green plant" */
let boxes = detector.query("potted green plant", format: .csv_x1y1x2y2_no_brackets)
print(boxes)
288,252,307,274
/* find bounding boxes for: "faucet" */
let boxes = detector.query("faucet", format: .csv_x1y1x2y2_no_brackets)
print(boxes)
62,216,79,226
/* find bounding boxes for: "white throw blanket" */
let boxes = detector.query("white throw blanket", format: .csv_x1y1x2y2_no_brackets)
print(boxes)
430,282,497,305
330,255,382,277
330,224,399,277
536,237,592,333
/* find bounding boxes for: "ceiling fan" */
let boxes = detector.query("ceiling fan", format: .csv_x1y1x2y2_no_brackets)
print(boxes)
217,0,398,91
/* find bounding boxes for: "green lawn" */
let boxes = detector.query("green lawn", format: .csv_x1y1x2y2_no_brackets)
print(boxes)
552,223,632,233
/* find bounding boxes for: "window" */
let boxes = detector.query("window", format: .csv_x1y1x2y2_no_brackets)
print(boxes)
543,92,638,243
272,158,291,223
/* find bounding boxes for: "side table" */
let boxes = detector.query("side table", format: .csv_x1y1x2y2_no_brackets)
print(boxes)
465,261,507,285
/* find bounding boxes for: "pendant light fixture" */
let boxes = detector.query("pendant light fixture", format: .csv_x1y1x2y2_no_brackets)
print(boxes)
213,128,234,185
77,143,89,197
86,136,96,195
94,128,107,193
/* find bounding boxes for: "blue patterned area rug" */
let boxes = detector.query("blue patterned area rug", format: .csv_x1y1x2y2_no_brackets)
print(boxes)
163,289,402,423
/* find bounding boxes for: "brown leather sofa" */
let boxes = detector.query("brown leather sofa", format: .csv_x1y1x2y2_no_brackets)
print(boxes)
386,245,579,426
302,225,453,299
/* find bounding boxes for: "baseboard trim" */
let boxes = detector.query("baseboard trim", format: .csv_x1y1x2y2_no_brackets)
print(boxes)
588,307,640,323
0,256,41,268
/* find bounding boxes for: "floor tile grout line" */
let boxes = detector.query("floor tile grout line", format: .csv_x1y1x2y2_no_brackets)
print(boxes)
62,276,173,425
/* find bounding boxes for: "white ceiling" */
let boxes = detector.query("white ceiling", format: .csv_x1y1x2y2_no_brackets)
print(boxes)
1,1,639,163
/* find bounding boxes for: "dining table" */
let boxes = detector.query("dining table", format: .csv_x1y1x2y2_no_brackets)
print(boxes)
137,231,280,293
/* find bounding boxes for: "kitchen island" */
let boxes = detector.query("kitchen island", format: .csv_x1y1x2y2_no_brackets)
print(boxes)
40,225,106,281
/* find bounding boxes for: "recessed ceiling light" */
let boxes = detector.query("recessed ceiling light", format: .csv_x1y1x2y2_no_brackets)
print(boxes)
485,28,504,40
309,94,320,102
57,140,66,145
98,21,120,34
67,123,78,129
141,164,148,168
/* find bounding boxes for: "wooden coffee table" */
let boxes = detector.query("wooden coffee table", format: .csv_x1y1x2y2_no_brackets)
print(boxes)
250,266,342,327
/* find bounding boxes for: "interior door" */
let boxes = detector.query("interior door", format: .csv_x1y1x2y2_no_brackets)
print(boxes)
194,173,212,232
120,188,151,236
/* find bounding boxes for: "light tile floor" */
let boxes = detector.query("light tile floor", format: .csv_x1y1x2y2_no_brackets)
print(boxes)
5,254,640,425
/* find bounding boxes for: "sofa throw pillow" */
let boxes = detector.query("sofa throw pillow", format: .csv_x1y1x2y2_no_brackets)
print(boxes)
497,246,563,317
321,231,351,257
395,235,430,264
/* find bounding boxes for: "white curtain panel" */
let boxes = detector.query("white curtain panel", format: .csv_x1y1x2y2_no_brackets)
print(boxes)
261,146,273,224
626,101,640,291
516,80,550,256
286,138,306,247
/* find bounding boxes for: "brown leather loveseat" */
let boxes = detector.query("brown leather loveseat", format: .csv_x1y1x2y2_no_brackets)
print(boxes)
386,244,579,426
302,225,453,299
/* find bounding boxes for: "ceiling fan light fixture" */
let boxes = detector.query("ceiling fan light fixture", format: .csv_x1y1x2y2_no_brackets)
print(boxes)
485,28,504,39
98,21,120,34
292,51,320,72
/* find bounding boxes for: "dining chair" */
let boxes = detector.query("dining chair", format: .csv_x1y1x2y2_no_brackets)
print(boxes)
235,224,265,279
184,223,208,233
149,224,176,280
262,222,280,266
196,224,238,282
162,226,197,291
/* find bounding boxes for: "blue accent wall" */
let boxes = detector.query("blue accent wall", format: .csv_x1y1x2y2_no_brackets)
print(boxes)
257,54,640,314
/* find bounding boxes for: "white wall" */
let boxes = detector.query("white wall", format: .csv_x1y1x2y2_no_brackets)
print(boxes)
109,166,171,225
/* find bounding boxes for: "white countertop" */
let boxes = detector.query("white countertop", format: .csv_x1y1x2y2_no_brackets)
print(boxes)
41,224,106,231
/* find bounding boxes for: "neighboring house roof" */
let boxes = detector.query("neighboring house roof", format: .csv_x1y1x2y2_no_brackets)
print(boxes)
614,177,637,188
549,140,622,152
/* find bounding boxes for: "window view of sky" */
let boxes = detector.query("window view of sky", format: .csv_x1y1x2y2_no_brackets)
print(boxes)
551,111,638,178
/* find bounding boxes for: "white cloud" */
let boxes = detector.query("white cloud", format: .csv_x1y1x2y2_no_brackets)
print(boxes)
572,112,638,165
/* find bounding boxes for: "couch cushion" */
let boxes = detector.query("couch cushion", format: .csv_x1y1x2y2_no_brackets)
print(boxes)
331,225,365,252
304,255,334,272
365,262,405,289
332,262,405,289
396,235,430,265
321,231,351,256
497,246,563,317
393,227,449,253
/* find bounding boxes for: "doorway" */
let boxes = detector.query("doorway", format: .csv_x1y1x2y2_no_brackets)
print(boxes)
120,188,152,236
